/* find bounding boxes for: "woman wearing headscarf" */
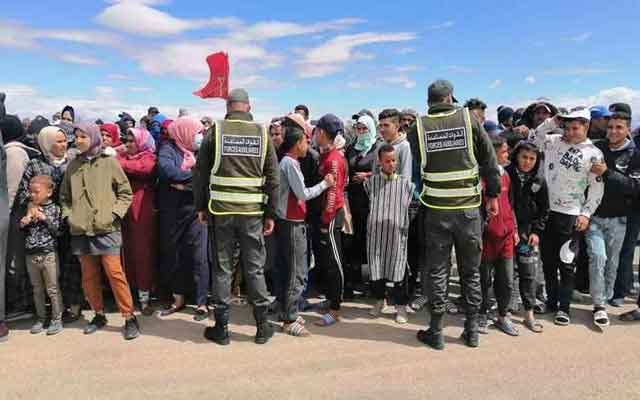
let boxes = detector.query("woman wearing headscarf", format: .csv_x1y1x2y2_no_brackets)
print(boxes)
117,128,157,316
59,123,138,340
15,126,83,322
100,123,125,156
344,114,378,297
156,117,209,320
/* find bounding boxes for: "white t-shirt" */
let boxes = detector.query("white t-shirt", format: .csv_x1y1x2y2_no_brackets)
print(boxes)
529,118,604,217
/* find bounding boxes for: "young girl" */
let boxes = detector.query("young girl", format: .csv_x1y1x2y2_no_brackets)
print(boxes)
479,135,518,336
117,128,157,316
20,175,63,335
274,125,334,336
59,123,138,340
365,144,414,324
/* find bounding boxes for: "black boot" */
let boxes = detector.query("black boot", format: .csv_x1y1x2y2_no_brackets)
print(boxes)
461,314,479,348
204,307,230,345
253,305,274,345
416,313,444,350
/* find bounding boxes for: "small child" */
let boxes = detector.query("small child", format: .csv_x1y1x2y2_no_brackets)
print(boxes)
479,135,519,336
20,175,63,335
366,144,415,324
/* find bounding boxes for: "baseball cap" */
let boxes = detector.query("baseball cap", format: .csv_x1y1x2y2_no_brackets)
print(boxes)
609,102,632,117
428,79,458,103
483,120,501,135
228,88,250,103
316,114,344,136
590,105,612,119
148,106,159,114
352,109,375,121
558,107,590,122
533,103,552,113
401,108,418,118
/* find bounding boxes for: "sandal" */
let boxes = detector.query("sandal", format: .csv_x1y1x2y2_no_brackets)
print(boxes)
314,312,339,327
524,318,544,333
283,320,311,337
554,311,571,326
141,303,155,317
494,316,519,336
619,309,640,322
593,309,609,328
193,308,208,322
160,303,185,317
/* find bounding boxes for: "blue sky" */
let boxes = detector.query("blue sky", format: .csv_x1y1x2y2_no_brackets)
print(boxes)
2,0,640,122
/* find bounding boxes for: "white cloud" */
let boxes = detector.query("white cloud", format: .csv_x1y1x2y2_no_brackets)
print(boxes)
128,87,152,92
543,67,615,76
380,76,416,89
0,21,120,49
2,83,280,122
445,65,474,74
59,54,102,65
525,75,537,85
426,20,455,30
96,1,242,36
392,65,421,73
297,32,416,78
396,47,416,55
564,32,592,42
107,73,130,80
489,80,502,89
231,18,365,41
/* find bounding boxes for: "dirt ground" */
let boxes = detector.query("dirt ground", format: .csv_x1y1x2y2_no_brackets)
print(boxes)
2,296,640,400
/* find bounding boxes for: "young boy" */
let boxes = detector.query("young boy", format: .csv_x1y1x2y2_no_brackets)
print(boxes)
530,108,604,326
376,109,413,180
506,141,549,333
20,175,63,335
479,136,519,336
366,144,415,324
313,114,347,327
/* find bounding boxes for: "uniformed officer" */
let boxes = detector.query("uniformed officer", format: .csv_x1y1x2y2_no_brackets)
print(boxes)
408,80,501,350
194,88,280,345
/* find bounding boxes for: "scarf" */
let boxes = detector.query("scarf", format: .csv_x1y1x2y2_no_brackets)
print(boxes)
75,123,103,159
168,117,203,171
125,128,156,160
100,123,122,146
354,115,377,153
37,126,68,165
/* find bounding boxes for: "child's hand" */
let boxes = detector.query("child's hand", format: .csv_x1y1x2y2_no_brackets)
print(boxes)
513,232,520,246
19,215,32,227
528,233,540,247
324,173,336,188
33,209,46,221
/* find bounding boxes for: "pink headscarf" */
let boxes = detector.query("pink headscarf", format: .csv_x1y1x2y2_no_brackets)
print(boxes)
168,117,203,171
127,128,156,158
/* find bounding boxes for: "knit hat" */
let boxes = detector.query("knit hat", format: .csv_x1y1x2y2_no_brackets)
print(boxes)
0,115,25,143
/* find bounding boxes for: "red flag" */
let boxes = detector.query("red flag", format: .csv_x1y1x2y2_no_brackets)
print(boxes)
193,52,229,99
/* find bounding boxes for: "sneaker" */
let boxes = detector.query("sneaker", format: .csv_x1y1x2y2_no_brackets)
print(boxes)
62,309,82,324
84,314,108,335
416,329,444,350
369,300,386,317
478,314,489,334
461,329,479,348
30,320,45,335
410,296,428,311
0,322,8,342
395,305,408,324
554,311,571,326
46,320,64,336
123,316,140,340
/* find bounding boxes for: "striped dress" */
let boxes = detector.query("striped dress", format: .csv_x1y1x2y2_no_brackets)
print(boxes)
365,173,415,282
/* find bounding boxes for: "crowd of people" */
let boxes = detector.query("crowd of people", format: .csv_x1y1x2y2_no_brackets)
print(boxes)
0,80,639,348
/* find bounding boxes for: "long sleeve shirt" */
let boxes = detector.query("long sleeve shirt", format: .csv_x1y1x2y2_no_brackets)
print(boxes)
529,118,604,217
22,201,61,254
276,155,328,221
319,147,346,226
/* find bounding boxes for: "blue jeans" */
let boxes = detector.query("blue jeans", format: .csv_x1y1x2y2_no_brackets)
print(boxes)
585,216,627,307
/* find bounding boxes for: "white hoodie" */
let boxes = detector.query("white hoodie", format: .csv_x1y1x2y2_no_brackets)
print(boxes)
529,118,604,217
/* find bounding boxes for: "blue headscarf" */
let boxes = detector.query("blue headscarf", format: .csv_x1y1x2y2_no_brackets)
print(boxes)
148,114,167,141
354,115,377,153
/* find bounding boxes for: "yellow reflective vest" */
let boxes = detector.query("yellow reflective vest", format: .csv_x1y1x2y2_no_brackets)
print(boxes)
416,107,481,210
208,119,269,216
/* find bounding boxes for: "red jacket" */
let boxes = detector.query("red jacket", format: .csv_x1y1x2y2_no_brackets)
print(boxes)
482,171,516,260
319,147,346,226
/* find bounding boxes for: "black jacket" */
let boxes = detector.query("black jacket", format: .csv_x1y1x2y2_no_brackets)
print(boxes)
595,140,640,218
505,163,549,238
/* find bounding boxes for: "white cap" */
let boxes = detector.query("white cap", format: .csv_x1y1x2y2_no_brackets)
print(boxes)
559,239,578,264
559,107,590,122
